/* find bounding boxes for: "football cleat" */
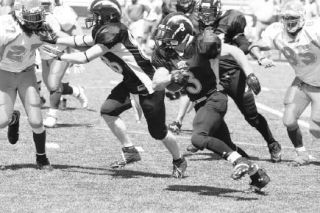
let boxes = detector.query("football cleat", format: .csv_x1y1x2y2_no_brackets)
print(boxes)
172,157,187,179
75,86,88,109
290,150,310,166
268,141,282,163
110,146,141,169
36,156,54,171
231,157,258,180
7,110,21,145
168,121,182,134
43,115,57,128
186,143,199,153
248,168,270,193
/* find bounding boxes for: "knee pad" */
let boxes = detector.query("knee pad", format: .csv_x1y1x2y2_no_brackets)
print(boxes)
191,134,206,150
101,114,119,124
148,125,167,140
29,119,43,129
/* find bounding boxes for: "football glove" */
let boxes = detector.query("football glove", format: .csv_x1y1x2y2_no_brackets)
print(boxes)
246,73,261,95
170,69,189,86
38,23,58,44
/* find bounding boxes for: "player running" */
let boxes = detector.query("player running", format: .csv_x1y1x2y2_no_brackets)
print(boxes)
39,0,88,128
0,0,57,170
168,0,282,163
252,0,320,166
151,12,270,192
40,0,187,178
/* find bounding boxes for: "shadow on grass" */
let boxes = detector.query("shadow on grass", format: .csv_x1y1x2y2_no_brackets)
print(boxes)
1,164,173,178
53,123,95,128
166,185,259,200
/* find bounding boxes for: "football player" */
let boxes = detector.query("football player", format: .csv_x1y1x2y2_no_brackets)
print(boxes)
41,0,187,178
0,0,57,170
169,0,282,163
38,0,88,128
151,12,270,192
252,0,320,166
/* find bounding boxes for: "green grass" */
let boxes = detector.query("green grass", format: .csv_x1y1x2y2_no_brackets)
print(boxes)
0,59,319,213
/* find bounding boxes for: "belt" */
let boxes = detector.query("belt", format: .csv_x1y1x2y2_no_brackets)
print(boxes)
193,89,217,105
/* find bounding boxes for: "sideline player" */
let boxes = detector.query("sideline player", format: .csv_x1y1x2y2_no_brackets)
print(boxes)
39,0,88,128
0,0,56,170
151,12,270,192
252,0,320,166
41,0,187,178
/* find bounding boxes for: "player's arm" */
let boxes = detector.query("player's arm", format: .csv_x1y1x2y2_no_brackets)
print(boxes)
221,43,261,95
42,43,106,64
221,43,254,75
152,67,172,91
56,35,94,48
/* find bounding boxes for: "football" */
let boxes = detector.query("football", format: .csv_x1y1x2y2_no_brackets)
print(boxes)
166,82,185,92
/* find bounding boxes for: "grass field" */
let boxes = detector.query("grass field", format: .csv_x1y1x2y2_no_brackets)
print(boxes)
0,58,319,213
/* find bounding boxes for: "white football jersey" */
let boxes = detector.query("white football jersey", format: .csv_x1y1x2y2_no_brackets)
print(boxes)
0,15,43,72
261,18,320,87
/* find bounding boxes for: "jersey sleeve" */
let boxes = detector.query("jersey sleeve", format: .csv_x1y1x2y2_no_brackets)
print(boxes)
260,22,283,50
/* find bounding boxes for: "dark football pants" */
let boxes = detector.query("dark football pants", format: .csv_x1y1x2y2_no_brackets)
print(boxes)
191,92,235,156
223,68,276,144
100,82,168,140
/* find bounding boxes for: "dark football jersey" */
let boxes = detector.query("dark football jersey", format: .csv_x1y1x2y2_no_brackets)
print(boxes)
152,38,218,102
93,24,155,94
210,10,251,74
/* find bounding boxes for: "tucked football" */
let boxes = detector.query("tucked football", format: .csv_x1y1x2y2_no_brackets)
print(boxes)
166,82,185,92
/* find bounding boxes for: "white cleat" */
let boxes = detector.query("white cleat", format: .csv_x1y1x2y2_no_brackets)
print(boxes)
43,116,57,128
75,86,88,109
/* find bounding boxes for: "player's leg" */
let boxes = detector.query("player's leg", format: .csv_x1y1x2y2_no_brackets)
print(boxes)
139,90,186,178
168,93,190,134
100,83,140,168
18,68,52,171
309,86,320,140
191,92,270,189
0,70,19,144
227,69,281,162
283,79,311,166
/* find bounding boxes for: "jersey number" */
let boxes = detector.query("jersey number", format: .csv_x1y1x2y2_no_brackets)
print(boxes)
281,46,316,66
6,44,40,62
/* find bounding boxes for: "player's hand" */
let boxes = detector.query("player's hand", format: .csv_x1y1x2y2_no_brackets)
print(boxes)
41,45,64,59
246,73,261,95
38,23,58,44
258,57,275,68
69,64,85,74
170,69,189,86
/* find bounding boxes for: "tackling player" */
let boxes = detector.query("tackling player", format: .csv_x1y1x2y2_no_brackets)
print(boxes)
151,12,270,192
41,0,187,178
252,0,320,166
169,0,282,163
0,0,57,170
39,0,88,128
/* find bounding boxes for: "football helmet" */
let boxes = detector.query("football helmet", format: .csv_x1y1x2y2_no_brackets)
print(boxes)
14,0,46,31
198,0,222,26
280,0,305,35
176,0,195,14
155,12,194,58
85,0,121,29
